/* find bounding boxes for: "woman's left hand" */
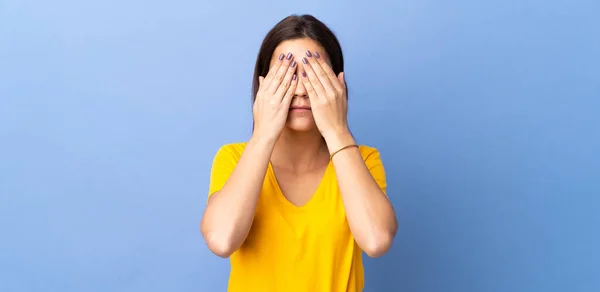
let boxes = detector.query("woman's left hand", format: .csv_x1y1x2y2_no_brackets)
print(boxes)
300,50,350,141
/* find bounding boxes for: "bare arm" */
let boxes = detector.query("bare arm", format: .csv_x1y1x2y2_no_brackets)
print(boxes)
298,50,398,258
200,52,298,258
327,133,398,257
200,136,275,258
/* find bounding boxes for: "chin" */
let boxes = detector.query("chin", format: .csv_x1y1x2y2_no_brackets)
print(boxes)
285,118,316,132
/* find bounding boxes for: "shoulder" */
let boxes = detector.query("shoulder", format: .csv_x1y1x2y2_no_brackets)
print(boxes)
358,144,383,161
212,142,248,162
215,142,247,155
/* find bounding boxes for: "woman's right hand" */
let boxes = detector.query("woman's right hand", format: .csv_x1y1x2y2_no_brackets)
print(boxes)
252,52,298,142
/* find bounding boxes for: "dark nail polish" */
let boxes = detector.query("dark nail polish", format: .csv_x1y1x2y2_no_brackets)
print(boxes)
286,52,292,60
314,52,320,59
306,50,312,57
302,57,308,64
293,74,297,80
302,71,307,77
278,53,284,60
291,61,297,67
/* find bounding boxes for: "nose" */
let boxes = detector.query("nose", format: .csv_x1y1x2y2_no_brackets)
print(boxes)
294,75,308,98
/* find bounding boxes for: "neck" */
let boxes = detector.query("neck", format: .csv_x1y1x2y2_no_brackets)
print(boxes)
271,128,329,173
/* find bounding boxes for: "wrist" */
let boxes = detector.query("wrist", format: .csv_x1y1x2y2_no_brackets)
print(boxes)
323,130,356,154
249,132,278,150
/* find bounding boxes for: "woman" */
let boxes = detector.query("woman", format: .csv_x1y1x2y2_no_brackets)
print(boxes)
200,14,398,292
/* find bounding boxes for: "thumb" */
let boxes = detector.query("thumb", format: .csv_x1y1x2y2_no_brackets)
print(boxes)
337,72,346,88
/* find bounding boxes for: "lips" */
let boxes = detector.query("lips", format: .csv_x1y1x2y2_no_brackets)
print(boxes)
290,106,311,110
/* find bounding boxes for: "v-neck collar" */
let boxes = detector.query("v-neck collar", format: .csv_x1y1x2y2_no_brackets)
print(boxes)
267,160,332,212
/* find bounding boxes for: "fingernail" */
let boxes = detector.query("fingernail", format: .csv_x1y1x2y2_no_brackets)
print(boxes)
314,52,321,59
293,74,297,80
305,50,312,57
278,53,284,60
286,52,292,60
302,57,308,64
291,61,297,67
302,71,307,77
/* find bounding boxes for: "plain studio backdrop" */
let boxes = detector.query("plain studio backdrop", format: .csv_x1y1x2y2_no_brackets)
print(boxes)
1,0,599,291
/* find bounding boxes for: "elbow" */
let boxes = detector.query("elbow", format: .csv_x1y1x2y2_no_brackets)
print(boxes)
207,240,235,258
362,231,395,258
200,221,237,258
203,231,237,258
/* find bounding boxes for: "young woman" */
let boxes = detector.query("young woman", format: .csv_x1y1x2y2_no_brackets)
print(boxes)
200,14,398,292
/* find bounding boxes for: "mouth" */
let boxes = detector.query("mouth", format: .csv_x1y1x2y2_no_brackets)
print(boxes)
290,106,311,111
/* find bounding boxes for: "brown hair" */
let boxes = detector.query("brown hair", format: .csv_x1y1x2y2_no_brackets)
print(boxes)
251,14,346,103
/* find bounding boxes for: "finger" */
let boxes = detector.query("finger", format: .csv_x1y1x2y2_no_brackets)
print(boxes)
274,59,297,99
281,73,298,107
301,56,327,99
301,70,320,103
305,50,337,95
262,53,285,89
337,72,346,89
268,52,294,93
313,51,344,93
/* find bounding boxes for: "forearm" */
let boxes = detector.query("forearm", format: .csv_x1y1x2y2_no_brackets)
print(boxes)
201,135,275,257
327,132,398,257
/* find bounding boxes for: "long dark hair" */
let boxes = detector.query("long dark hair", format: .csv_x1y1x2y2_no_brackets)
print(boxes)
252,14,345,103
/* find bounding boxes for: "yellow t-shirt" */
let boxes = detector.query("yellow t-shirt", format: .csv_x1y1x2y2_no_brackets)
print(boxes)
207,142,387,292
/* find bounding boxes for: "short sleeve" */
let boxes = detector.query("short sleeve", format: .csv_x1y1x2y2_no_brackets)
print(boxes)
208,143,244,198
360,146,388,195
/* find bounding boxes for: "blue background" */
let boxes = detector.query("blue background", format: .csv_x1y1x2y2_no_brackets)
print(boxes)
1,0,599,291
